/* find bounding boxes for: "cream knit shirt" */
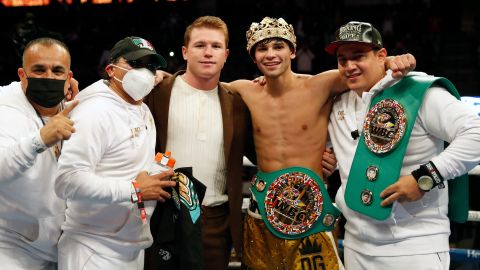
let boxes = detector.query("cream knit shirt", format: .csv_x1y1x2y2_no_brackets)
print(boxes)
166,76,227,206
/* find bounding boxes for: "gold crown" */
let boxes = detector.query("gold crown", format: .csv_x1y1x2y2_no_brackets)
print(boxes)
246,17,297,54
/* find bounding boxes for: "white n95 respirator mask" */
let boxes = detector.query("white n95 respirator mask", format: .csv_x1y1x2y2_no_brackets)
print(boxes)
113,65,155,101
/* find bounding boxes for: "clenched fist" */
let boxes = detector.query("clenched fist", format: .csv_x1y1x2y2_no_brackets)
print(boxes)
40,100,79,147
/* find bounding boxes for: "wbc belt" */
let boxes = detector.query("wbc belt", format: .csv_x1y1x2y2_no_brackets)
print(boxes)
345,75,469,222
249,167,341,239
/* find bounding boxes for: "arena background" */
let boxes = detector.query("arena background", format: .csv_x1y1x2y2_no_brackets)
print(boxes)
0,0,479,268
0,0,479,96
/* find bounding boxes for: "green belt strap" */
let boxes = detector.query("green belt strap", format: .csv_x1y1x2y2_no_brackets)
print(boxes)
345,75,468,222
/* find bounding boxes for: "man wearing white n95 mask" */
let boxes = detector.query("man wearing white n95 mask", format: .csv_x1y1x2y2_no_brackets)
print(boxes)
55,36,176,270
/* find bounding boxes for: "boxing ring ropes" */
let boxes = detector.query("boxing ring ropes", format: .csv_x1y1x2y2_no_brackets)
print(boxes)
444,97,480,264
446,166,480,264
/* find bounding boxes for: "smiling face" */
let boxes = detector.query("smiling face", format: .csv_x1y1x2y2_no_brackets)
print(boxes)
182,27,229,87
254,38,295,78
336,43,386,93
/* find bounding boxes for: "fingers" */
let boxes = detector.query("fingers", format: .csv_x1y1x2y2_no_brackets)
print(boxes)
379,183,397,207
389,58,405,79
67,78,79,101
322,148,337,177
60,100,79,116
58,125,75,141
156,189,172,202
380,189,413,206
150,169,174,180
379,175,424,207
40,113,77,146
154,179,177,202
154,70,164,86
391,70,404,79
322,161,335,177
380,193,398,207
52,114,76,134
323,151,337,165
404,53,416,70
379,185,392,201
322,158,335,169
322,167,333,178
160,179,177,188
389,54,417,79
252,76,267,86
136,170,178,202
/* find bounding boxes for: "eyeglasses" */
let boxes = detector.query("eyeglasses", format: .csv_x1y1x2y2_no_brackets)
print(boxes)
127,60,159,73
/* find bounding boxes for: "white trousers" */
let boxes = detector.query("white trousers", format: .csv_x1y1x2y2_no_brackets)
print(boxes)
0,245,56,270
344,247,449,270
58,235,144,270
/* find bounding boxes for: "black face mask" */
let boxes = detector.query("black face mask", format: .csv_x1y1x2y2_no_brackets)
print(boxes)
25,77,67,108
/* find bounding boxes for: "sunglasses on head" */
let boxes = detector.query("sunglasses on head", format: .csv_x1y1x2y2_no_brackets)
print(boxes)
127,59,159,73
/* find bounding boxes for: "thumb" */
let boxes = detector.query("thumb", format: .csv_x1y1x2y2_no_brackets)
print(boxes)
60,100,79,116
154,70,164,86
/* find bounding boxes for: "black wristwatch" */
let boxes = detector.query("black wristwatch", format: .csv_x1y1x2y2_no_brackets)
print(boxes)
411,161,445,192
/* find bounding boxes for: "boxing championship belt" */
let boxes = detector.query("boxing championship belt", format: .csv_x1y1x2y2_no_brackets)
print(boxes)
250,166,341,239
346,75,468,222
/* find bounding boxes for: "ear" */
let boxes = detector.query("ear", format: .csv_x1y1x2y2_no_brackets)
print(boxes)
18,67,27,93
225,48,230,60
64,70,73,92
289,46,297,60
18,67,25,80
377,48,387,61
182,46,188,61
105,64,115,78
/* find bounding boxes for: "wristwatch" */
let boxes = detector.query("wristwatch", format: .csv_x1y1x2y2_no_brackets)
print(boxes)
32,133,47,153
411,161,445,192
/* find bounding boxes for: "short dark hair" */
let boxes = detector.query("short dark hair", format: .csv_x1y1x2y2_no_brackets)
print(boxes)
22,37,71,67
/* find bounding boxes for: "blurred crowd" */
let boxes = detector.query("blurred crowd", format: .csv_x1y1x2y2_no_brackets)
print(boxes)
0,0,479,96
